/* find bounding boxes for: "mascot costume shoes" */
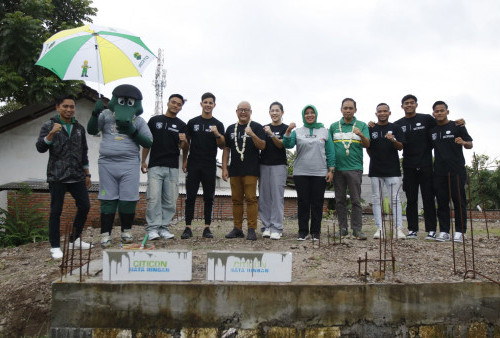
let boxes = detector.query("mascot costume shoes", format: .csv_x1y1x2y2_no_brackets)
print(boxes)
87,84,153,247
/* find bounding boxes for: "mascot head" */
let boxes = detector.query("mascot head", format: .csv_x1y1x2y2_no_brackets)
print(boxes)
108,84,144,128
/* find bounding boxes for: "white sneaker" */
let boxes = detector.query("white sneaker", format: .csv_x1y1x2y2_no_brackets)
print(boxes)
121,230,134,243
396,228,406,240
50,247,63,259
270,232,281,240
435,232,451,242
101,232,111,248
373,228,382,239
453,232,464,243
70,240,93,249
148,231,160,240
159,229,174,239
262,229,271,238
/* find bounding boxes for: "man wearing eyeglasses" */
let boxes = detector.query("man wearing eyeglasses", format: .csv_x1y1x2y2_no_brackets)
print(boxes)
222,101,266,241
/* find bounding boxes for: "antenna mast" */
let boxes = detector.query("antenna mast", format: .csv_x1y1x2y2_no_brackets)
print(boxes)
154,48,166,115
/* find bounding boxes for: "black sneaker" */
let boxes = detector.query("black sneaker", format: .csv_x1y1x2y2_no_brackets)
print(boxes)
181,227,193,239
202,227,214,238
312,233,320,241
246,228,257,241
406,231,418,239
297,233,310,241
225,227,245,239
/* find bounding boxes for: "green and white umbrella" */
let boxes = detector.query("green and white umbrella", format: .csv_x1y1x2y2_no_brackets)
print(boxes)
36,24,156,86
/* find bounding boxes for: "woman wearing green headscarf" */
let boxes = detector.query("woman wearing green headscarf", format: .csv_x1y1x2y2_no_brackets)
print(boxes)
283,105,336,240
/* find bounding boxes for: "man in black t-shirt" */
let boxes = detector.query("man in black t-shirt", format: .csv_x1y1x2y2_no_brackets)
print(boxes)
430,101,473,243
222,101,266,241
141,94,188,240
394,94,438,240
368,103,406,240
180,93,225,239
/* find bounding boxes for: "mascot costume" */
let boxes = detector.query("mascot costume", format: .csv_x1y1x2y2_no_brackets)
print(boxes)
87,84,153,247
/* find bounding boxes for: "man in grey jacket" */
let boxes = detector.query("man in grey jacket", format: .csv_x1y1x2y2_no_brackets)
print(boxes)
36,95,92,259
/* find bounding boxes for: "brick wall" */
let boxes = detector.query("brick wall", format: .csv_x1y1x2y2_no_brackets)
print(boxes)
6,191,329,233
11,190,497,234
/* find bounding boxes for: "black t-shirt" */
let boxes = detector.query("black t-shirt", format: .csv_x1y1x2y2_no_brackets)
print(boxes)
394,113,436,168
368,122,405,177
430,121,472,176
260,123,288,166
186,115,225,168
225,121,266,177
147,115,188,168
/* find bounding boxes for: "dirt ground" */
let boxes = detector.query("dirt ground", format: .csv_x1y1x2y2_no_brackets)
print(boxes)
1,216,499,337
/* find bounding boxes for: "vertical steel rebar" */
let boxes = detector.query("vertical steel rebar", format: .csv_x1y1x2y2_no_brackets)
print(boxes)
378,180,383,274
456,174,468,273
448,173,456,275
467,172,476,279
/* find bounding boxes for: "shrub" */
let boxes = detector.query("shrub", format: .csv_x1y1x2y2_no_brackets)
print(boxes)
0,184,48,247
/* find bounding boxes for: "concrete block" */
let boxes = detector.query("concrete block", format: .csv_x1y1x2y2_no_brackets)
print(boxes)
467,322,488,337
419,325,446,338
180,327,218,337
304,327,341,337
92,328,132,338
234,329,259,337
102,250,192,281
267,327,297,337
207,251,292,282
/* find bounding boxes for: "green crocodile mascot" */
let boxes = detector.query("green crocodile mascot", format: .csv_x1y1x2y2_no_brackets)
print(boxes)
87,84,153,247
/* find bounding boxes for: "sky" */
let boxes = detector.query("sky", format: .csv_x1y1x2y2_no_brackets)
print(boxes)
85,0,500,169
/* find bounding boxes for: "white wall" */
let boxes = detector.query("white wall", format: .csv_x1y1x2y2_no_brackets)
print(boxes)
0,99,101,185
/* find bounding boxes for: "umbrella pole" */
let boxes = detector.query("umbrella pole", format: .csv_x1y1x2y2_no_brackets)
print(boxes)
94,34,101,97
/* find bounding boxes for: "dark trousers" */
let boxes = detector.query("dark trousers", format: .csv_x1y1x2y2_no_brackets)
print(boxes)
48,181,90,248
293,176,327,237
185,164,216,225
434,171,467,234
333,170,363,231
402,166,437,233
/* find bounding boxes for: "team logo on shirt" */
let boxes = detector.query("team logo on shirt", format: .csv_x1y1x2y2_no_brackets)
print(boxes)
230,133,235,140
446,130,451,134
372,132,378,139
172,124,177,128
402,126,406,132
156,122,163,129
194,124,200,131
432,133,437,140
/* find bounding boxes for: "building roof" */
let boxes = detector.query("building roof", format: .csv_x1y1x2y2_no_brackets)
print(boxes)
0,85,107,134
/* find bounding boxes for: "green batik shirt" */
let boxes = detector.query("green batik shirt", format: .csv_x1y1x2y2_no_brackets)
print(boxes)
329,117,369,171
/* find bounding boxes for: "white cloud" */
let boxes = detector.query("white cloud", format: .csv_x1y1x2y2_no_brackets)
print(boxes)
86,0,500,166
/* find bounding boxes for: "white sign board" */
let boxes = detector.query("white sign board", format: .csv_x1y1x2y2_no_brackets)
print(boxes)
207,251,292,282
102,250,192,281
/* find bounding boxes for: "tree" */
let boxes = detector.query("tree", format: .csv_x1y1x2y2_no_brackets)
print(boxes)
467,154,500,210
0,0,97,109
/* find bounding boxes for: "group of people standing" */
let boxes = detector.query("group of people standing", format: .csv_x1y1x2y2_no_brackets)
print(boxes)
37,88,473,259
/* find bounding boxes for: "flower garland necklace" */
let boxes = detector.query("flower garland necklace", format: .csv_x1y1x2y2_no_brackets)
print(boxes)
339,119,356,156
234,120,251,161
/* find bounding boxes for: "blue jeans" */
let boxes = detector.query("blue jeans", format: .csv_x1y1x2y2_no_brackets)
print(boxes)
370,176,403,229
48,181,90,248
145,166,179,232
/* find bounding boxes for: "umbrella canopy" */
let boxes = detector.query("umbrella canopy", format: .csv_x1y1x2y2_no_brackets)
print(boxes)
36,24,156,85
